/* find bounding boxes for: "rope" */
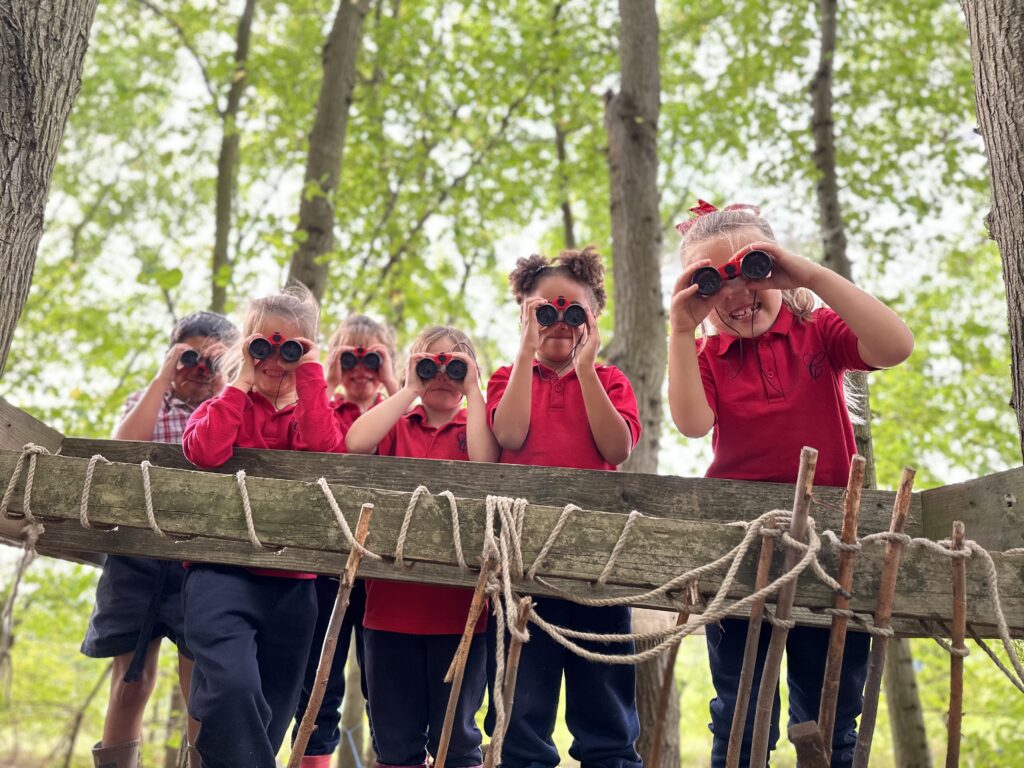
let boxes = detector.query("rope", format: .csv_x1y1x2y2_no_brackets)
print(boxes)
79,454,112,529
139,461,168,539
394,485,429,567
234,470,266,549
440,490,468,570
597,510,643,585
316,479,381,561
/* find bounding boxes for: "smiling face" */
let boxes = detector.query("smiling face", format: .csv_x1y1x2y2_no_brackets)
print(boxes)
172,335,227,405
418,336,466,416
530,274,593,368
686,227,782,339
250,315,305,402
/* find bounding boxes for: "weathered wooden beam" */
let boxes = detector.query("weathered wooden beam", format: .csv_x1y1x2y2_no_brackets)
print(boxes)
2,450,1022,634
60,438,921,535
0,397,63,453
921,465,1024,550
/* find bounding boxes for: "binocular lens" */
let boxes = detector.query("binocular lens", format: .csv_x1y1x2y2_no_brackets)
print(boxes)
362,352,382,370
444,358,468,380
415,358,439,380
279,340,304,363
741,250,772,280
692,267,722,297
563,304,587,327
536,304,559,327
180,349,200,368
340,351,358,370
248,338,273,360
342,351,383,370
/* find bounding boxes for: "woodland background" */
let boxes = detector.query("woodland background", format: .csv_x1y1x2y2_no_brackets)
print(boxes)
0,0,1021,766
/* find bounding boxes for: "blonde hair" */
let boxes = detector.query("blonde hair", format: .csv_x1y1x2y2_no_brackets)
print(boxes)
225,283,320,379
409,325,478,362
678,209,815,323
328,314,397,374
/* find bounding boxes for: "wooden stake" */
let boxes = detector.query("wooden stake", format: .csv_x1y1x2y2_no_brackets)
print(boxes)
946,520,967,768
483,596,533,768
817,454,865,761
434,551,499,768
749,446,818,768
852,466,916,768
725,518,777,768
788,721,830,768
647,609,689,768
288,503,374,768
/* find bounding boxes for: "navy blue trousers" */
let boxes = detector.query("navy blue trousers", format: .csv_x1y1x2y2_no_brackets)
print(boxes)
364,629,486,768
183,566,316,768
499,599,642,768
706,619,870,767
292,577,367,756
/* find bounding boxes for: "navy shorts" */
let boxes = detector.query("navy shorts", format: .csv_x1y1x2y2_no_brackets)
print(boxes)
81,555,192,660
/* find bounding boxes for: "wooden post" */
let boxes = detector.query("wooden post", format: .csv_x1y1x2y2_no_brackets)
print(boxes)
646,609,689,768
788,721,830,768
946,520,967,768
434,552,499,768
725,518,777,768
289,504,374,767
817,454,865,761
749,447,818,768
852,466,916,768
484,597,533,768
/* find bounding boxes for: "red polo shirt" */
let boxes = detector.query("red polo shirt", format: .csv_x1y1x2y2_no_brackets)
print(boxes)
183,363,342,578
331,393,385,439
486,362,641,471
363,406,483,635
698,306,873,487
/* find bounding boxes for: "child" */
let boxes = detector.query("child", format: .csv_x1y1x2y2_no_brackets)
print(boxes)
292,314,399,768
82,310,238,768
182,286,343,767
667,201,914,766
488,247,643,768
346,326,499,768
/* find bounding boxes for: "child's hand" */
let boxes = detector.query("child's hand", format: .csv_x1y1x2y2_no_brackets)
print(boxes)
233,335,261,391
447,352,482,397
738,242,820,292
325,345,349,395
283,337,320,371
403,353,430,398
670,261,732,335
575,308,601,372
157,343,192,386
369,344,401,395
518,296,547,358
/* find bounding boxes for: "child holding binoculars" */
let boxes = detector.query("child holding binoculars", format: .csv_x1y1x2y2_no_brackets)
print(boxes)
83,311,238,768
181,285,343,767
290,313,400,768
486,246,643,768
668,200,914,766
345,325,498,768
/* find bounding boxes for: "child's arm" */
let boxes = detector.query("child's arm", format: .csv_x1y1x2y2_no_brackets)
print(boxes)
290,341,344,453
668,264,727,438
114,343,192,440
575,309,634,466
491,296,546,450
455,354,500,463
370,344,402,397
345,356,426,453
745,243,914,368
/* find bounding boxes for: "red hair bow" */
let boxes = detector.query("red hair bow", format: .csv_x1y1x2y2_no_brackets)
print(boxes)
675,199,762,236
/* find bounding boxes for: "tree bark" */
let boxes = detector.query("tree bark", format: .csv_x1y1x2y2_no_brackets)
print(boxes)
210,0,257,314
287,0,372,302
961,0,1024,459
0,0,100,378
604,2,675,766
809,2,930,764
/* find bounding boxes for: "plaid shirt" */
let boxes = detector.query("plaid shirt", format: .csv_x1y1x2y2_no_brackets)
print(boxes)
119,390,196,444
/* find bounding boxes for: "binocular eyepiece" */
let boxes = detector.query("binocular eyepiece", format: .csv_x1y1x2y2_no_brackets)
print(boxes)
249,332,305,363
340,346,382,371
536,296,587,328
180,349,218,375
691,249,773,297
416,353,468,381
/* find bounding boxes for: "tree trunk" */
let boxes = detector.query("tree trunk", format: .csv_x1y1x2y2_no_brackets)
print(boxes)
811,2,929,763
961,0,1024,458
210,0,257,314
604,2,675,767
0,0,100,378
163,684,187,768
287,0,372,302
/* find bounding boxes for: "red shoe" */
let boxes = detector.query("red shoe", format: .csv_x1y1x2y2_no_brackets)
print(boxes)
300,756,333,768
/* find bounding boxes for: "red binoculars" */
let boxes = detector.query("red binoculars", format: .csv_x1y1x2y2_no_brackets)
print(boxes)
691,250,773,297
340,346,382,371
248,332,305,363
415,353,468,381
536,296,587,328
179,349,218,376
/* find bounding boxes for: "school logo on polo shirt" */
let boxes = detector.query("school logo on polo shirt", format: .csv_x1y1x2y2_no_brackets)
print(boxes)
456,430,468,455
804,351,826,380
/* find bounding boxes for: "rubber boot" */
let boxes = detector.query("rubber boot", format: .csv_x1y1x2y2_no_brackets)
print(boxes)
92,740,140,768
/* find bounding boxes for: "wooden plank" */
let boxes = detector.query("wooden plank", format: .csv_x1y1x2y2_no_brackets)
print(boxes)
0,397,63,453
1,450,1020,633
60,438,922,535
921,465,1024,550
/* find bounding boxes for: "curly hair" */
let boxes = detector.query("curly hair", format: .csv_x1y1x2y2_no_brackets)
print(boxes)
508,245,607,313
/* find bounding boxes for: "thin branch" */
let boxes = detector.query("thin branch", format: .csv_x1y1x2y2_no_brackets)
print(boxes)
136,0,221,113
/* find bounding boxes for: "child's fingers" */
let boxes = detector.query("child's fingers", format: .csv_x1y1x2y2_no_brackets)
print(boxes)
673,261,713,294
